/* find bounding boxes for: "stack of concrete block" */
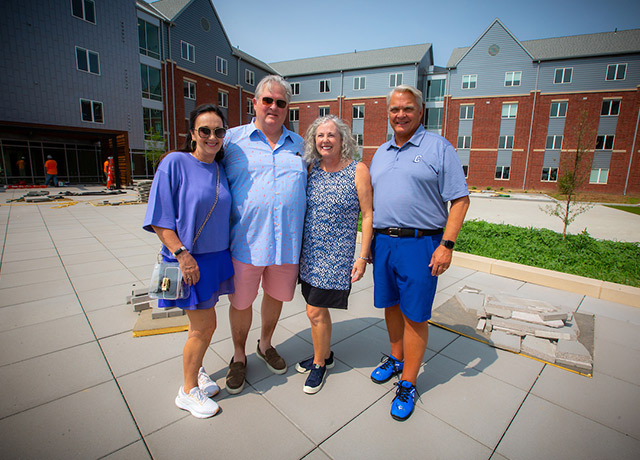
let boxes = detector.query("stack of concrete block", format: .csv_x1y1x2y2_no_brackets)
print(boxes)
456,286,592,370
127,287,185,318
134,180,153,202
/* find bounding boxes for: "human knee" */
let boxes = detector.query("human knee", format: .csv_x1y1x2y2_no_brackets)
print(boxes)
306,306,329,326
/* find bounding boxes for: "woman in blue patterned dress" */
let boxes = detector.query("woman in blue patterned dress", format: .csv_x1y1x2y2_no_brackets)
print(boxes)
295,115,373,394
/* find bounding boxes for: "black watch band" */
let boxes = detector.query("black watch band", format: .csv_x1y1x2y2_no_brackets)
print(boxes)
440,239,455,250
173,246,188,257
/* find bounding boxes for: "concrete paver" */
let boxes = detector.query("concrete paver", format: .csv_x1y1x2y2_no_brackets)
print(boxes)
0,186,639,459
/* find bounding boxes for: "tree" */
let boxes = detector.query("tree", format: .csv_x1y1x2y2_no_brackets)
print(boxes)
144,129,166,171
541,109,594,240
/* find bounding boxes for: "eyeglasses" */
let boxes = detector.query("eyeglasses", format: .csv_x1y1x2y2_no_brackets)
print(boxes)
261,97,287,109
197,126,226,139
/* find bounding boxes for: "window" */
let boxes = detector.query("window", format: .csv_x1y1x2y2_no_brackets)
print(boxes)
459,105,474,120
590,168,609,184
143,107,163,137
80,98,103,123
426,108,443,130
505,71,521,87
291,82,300,95
354,133,363,146
247,98,254,115
550,101,568,118
138,19,160,59
457,136,471,149
289,108,299,122
354,76,366,90
427,79,445,101
389,73,403,87
75,47,100,75
181,41,195,63
245,69,255,86
320,80,330,93
462,75,477,89
606,63,627,81
353,104,365,119
319,106,330,117
216,56,227,74
498,135,514,149
554,68,572,84
541,167,558,182
546,135,563,150
218,91,228,108
596,135,614,150
462,165,469,178
184,80,196,100
141,64,162,101
502,103,518,118
495,166,510,180
601,99,621,116
71,0,95,23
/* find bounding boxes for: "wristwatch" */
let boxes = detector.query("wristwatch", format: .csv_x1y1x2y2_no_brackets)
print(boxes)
173,246,188,257
440,240,455,250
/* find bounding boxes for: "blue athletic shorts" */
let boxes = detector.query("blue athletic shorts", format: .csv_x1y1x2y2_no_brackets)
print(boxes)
371,233,442,323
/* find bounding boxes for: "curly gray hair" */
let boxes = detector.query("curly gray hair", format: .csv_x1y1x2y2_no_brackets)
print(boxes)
303,115,357,163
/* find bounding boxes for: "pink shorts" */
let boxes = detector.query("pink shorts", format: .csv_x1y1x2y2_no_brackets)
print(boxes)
228,258,299,310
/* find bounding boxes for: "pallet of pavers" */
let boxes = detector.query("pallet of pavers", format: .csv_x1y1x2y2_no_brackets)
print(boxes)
128,287,189,337
430,286,594,376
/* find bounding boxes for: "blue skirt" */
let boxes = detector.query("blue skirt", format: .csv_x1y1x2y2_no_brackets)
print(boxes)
159,250,234,310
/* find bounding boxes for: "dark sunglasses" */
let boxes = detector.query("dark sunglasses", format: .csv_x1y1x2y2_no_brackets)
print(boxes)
261,97,287,109
197,126,226,139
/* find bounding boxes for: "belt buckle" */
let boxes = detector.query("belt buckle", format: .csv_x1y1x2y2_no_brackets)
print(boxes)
388,227,401,237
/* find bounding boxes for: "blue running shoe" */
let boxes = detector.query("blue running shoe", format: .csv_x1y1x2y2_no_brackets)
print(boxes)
295,351,335,374
390,380,417,421
370,354,403,384
303,364,327,394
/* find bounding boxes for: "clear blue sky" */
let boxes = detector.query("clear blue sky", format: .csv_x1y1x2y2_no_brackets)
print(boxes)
212,0,640,66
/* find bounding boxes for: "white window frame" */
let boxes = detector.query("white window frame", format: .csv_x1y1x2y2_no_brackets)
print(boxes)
554,67,573,84
319,106,330,117
601,99,621,116
502,103,518,119
75,46,100,75
459,105,474,120
495,165,510,180
353,76,366,91
80,98,103,123
606,63,627,81
289,108,299,122
596,135,615,150
247,98,254,115
71,0,96,24
181,41,195,63
218,90,228,108
546,135,563,150
354,133,363,146
462,74,477,89
590,168,609,184
184,80,196,100
245,69,255,86
550,101,568,118
389,73,403,87
457,136,471,149
216,56,227,75
541,167,558,182
504,71,521,87
320,79,330,93
498,135,514,149
352,104,365,119
291,82,300,95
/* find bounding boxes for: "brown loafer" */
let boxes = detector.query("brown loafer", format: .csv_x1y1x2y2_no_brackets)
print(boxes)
256,340,287,374
226,357,246,394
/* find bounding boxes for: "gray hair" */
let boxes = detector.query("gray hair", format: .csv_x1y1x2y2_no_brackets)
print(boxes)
303,115,357,163
387,84,424,110
255,75,292,103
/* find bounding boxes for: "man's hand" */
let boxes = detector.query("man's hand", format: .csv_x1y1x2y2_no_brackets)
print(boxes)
428,245,452,277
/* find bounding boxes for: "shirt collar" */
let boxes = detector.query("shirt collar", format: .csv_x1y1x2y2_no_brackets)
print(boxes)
248,117,293,145
386,125,427,151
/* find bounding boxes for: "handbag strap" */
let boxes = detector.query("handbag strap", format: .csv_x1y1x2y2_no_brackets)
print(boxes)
193,162,219,246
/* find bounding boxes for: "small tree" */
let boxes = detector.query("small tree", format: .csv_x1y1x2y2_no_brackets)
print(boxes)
144,129,166,171
542,109,594,239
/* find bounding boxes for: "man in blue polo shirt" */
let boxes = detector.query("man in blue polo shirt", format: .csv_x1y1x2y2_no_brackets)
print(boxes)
369,84,470,421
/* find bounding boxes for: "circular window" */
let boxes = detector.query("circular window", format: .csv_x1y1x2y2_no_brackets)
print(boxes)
488,44,500,56
201,17,210,32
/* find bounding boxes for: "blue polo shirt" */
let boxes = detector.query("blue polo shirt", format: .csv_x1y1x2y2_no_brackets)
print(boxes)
370,125,468,230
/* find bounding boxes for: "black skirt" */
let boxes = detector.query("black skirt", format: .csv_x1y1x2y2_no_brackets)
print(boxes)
300,279,351,309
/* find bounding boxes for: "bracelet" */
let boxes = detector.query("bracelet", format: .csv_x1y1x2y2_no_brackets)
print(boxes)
358,256,370,261
173,246,188,257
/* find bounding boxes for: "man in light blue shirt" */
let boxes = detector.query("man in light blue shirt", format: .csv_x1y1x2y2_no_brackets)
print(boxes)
222,75,306,394
369,85,469,421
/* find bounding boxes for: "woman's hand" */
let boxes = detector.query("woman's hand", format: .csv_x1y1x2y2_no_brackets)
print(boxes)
351,257,367,283
177,251,199,286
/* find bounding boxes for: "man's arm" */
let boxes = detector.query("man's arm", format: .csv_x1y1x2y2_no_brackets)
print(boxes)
428,195,470,276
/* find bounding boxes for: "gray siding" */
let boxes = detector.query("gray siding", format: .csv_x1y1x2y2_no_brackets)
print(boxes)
459,120,473,136
0,0,144,147
598,116,618,134
547,117,566,134
343,64,418,99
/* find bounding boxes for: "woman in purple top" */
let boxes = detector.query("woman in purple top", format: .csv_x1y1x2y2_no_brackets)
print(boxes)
143,104,233,419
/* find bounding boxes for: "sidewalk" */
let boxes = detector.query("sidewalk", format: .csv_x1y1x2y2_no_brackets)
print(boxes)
0,186,639,459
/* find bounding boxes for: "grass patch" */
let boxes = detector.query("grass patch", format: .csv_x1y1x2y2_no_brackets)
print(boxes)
456,220,640,287
605,205,640,216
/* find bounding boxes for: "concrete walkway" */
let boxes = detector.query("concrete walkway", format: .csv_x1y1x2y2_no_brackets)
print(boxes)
0,186,639,459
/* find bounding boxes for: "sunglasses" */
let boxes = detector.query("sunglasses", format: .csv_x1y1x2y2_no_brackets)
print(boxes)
197,126,226,139
261,97,287,109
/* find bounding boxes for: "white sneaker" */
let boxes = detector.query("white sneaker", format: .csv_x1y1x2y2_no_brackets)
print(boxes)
175,386,220,418
198,366,220,397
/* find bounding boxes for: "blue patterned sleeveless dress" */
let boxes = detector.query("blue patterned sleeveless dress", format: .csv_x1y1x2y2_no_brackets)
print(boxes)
299,160,360,305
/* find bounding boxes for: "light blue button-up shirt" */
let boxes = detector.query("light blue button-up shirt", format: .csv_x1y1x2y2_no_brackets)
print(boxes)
222,120,306,266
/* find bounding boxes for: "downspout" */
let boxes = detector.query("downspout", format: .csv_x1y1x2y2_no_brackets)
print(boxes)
443,68,451,138
339,70,343,118
623,102,640,195
168,25,177,150
522,61,540,190
237,53,242,127
161,23,171,150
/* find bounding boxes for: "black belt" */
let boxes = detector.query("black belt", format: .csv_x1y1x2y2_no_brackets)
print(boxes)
375,227,443,238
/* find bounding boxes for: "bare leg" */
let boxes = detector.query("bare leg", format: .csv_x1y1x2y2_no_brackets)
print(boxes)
384,304,405,361
307,305,332,366
183,308,217,392
400,316,429,385
258,292,283,352
229,304,252,364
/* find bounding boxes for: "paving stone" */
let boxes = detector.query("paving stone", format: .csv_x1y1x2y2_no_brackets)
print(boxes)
491,317,578,341
556,339,593,370
477,318,486,331
521,335,557,362
455,289,486,314
133,300,151,312
489,330,521,353
511,311,565,328
485,305,512,318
